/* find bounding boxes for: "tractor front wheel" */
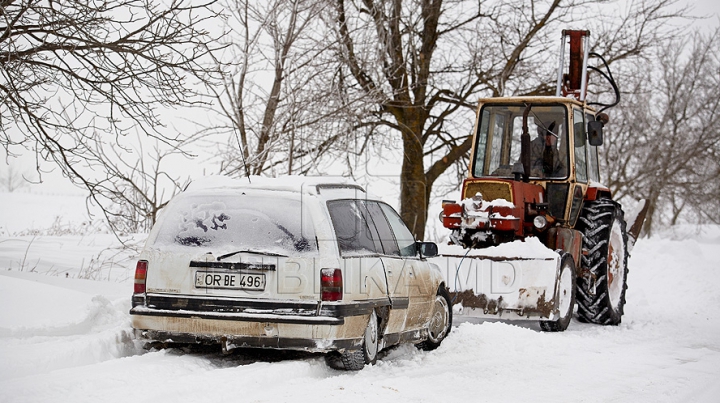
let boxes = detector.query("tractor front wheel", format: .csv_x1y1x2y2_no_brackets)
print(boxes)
540,253,576,332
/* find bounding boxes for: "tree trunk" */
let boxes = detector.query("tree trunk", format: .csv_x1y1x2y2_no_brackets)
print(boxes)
642,189,660,238
400,138,428,239
398,109,428,240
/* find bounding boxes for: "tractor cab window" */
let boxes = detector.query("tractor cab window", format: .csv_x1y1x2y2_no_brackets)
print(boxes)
473,104,569,179
573,109,588,183
586,112,601,183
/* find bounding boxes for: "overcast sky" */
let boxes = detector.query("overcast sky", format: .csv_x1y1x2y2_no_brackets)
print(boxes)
682,0,720,31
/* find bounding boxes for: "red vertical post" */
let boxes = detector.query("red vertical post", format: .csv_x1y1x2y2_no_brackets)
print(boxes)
561,30,590,100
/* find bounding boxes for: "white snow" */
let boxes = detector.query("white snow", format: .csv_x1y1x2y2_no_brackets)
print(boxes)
0,191,104,236
438,236,559,259
485,198,515,208
1,190,720,402
0,275,90,328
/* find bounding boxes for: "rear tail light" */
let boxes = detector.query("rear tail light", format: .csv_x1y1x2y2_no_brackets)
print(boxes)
134,260,148,294
320,268,342,301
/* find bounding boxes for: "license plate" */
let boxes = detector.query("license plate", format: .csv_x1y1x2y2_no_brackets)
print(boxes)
194,271,266,291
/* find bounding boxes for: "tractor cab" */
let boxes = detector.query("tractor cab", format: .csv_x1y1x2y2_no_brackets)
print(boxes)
443,97,609,248
441,31,619,248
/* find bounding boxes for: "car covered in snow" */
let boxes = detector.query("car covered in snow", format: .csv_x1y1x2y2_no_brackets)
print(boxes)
130,176,452,370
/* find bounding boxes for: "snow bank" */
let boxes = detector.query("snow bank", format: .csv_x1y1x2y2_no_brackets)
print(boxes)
0,275,90,329
0,272,140,381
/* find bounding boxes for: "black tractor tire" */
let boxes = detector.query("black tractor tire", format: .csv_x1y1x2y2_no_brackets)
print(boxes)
540,253,576,332
575,198,629,325
326,310,379,370
417,286,453,350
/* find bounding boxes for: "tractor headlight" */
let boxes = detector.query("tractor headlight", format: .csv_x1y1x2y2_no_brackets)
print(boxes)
533,215,548,230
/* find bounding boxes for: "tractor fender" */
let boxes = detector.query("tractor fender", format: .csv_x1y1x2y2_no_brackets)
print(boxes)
585,181,612,201
546,227,583,273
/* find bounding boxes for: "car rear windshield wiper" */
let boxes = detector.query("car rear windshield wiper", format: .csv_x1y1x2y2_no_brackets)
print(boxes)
216,249,287,261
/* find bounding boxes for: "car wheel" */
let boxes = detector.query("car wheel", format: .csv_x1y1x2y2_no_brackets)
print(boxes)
326,310,379,371
418,286,452,350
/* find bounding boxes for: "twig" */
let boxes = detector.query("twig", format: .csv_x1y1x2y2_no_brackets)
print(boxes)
20,235,37,272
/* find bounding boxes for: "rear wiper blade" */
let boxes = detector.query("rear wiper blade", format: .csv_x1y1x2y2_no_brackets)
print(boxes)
216,249,286,261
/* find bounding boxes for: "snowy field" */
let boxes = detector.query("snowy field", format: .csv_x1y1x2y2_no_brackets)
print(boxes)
1,190,719,403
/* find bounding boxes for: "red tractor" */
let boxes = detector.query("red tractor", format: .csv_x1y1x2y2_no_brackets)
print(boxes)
437,30,647,331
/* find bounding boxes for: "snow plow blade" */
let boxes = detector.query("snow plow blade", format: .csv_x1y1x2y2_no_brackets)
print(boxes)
430,240,564,321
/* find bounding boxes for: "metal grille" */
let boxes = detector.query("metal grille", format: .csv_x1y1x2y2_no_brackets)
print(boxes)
463,181,513,202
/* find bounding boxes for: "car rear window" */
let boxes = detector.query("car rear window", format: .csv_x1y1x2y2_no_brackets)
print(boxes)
150,193,317,256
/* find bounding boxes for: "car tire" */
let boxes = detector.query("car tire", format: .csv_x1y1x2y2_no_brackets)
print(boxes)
539,253,576,332
326,310,379,371
417,286,452,350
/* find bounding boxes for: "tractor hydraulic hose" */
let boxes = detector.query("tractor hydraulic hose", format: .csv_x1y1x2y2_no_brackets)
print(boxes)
451,247,474,304
587,52,620,113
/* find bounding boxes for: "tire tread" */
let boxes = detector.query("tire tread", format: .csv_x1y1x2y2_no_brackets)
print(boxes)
575,198,629,325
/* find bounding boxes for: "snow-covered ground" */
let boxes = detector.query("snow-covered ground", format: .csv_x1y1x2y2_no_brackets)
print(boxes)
1,191,719,402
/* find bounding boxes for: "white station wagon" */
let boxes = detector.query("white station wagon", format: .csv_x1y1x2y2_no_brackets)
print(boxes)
130,176,452,370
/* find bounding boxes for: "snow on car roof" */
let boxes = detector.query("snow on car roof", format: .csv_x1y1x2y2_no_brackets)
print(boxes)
186,175,366,197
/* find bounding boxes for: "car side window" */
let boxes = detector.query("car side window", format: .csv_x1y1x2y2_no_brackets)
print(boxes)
364,201,401,256
378,203,416,257
327,200,380,255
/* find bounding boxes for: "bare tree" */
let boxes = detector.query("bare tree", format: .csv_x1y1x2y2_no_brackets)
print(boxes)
0,161,28,192
332,0,683,239
1,0,222,201
208,0,365,178
84,138,192,234
601,28,720,235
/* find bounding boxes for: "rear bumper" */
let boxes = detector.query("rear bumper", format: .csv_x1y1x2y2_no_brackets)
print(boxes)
131,293,394,324
131,305,345,325
130,293,391,352
134,329,360,352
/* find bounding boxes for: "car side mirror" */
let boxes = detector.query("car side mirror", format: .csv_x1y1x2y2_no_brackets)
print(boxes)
587,120,604,146
417,242,438,258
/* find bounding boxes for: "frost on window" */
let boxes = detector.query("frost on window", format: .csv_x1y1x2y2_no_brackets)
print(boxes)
173,202,231,247
152,194,317,256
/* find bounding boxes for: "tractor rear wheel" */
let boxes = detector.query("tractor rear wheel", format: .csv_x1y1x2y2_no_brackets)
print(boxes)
575,198,629,325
